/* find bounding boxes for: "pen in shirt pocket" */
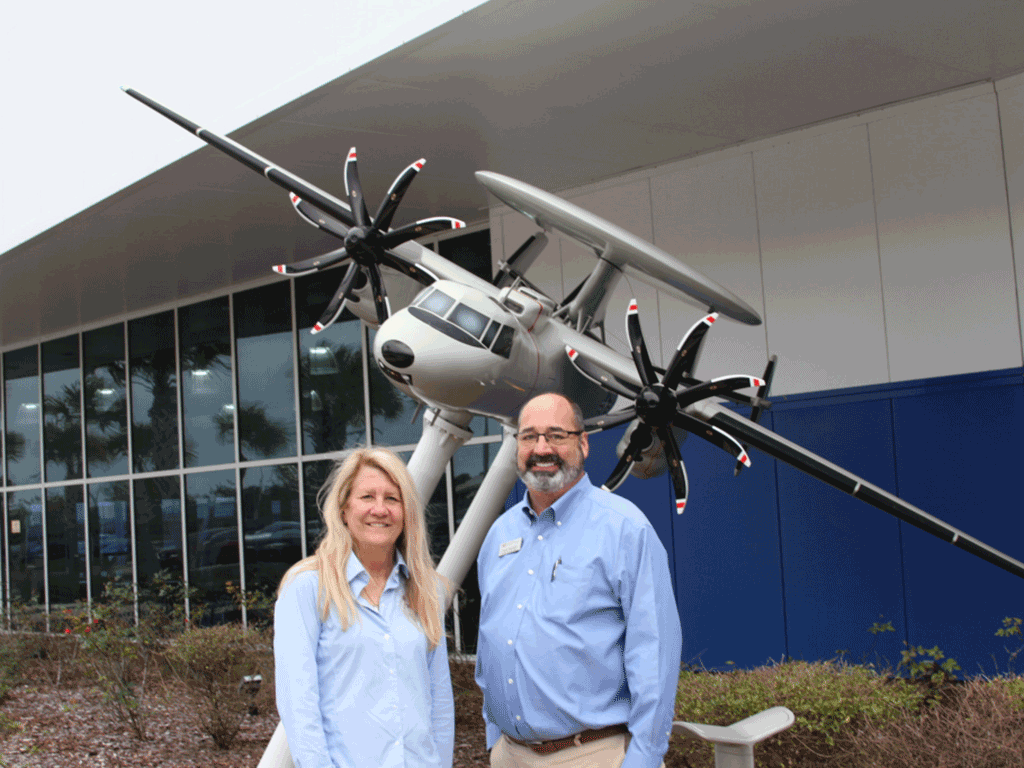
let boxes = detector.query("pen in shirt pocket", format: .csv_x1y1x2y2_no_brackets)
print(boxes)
551,557,561,581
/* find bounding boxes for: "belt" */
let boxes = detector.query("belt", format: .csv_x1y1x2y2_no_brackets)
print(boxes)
505,724,629,755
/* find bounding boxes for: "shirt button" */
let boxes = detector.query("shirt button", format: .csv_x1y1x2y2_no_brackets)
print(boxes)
527,569,534,575
516,716,522,721
517,604,523,609
507,639,513,645
383,634,390,640
508,678,514,685
556,521,561,526
537,535,543,540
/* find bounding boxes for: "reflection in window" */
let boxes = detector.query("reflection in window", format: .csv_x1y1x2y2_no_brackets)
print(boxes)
419,289,456,316
449,304,489,338
134,476,182,594
84,324,128,478
296,273,366,454
42,336,82,481
179,299,234,467
7,490,44,630
185,470,238,623
242,464,300,621
46,485,85,610
492,325,515,359
89,482,131,604
4,347,41,485
368,328,420,447
130,312,180,472
302,461,331,556
235,284,296,461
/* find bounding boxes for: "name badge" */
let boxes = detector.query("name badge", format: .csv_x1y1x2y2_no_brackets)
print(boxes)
499,537,523,557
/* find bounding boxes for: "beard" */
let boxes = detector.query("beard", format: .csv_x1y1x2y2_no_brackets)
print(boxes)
518,449,585,494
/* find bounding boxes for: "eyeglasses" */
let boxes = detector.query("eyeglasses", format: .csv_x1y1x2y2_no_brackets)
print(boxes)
514,429,583,446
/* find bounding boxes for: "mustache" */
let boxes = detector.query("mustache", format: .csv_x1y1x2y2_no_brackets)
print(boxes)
525,454,564,470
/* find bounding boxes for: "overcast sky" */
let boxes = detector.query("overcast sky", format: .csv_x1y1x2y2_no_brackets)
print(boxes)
0,0,477,255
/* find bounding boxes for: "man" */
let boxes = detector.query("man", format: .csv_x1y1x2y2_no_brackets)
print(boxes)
475,392,682,768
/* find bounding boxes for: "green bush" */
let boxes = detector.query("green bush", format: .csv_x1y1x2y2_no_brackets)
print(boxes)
166,623,272,749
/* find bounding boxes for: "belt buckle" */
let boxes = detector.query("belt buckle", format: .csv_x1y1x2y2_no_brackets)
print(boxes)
572,732,584,747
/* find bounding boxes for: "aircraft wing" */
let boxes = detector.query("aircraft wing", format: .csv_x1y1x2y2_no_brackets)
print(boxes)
690,399,1024,581
476,170,762,326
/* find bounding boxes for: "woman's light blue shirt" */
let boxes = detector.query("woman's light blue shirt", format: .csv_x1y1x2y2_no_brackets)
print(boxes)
274,553,454,768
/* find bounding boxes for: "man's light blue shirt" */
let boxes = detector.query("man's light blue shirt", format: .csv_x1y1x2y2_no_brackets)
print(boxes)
475,474,682,768
274,552,454,768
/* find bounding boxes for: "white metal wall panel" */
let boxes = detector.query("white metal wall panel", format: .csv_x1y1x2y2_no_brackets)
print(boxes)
995,72,1024,352
869,92,1021,381
755,125,889,395
650,154,769,381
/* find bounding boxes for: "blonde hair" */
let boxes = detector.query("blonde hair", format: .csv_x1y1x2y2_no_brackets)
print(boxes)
278,447,449,649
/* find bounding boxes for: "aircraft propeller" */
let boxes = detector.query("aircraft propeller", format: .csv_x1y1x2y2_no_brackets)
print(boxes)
569,299,765,513
275,149,465,332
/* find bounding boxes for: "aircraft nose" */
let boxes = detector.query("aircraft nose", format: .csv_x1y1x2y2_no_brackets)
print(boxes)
380,339,415,368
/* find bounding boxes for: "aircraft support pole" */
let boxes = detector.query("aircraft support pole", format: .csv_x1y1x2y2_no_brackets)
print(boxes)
436,428,519,605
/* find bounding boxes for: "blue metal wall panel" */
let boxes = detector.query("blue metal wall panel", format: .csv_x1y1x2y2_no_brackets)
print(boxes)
674,411,787,670
893,381,1024,676
772,398,907,667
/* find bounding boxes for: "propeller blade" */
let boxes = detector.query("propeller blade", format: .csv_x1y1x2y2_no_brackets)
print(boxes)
290,194,353,237
271,245,349,277
675,374,765,410
494,233,549,288
311,261,361,334
378,217,466,250
626,299,657,388
655,425,689,514
373,159,425,233
567,346,640,399
600,425,654,492
364,261,392,325
583,407,637,432
663,313,718,390
344,148,370,227
735,354,777,475
699,402,1024,581
673,412,751,467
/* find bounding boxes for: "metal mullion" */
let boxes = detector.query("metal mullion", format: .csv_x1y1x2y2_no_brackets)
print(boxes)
174,307,191,622
123,322,140,626
36,345,50,632
290,279,307,558
229,293,246,628
1,353,7,629
363,324,372,447
2,493,8,631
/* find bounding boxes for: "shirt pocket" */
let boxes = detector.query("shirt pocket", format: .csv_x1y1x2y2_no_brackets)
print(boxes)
542,561,597,621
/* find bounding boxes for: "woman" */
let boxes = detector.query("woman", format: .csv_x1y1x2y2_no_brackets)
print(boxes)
274,447,454,768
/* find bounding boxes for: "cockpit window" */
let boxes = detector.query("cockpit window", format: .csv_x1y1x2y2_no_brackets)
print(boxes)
419,289,456,316
492,325,515,359
449,303,489,339
481,320,499,348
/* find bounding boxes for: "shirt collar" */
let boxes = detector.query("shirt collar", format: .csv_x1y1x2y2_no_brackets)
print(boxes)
518,472,593,524
346,549,409,588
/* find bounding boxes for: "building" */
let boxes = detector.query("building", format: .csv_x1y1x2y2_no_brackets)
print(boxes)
2,0,1024,668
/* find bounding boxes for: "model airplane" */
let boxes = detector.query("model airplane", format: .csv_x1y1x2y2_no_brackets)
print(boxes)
122,88,1024,768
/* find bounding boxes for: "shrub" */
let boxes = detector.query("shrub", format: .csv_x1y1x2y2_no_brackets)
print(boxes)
166,623,271,749
671,660,927,767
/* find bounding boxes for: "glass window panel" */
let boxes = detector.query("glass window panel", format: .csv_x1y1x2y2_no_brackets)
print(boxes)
449,304,489,338
42,336,82,481
235,283,296,461
302,460,332,555
242,463,300,622
179,299,234,468
46,485,85,611
133,477,185,627
83,323,128,478
4,347,41,485
129,312,180,472
295,272,366,454
88,482,131,602
367,328,421,447
185,470,238,624
7,490,44,630
420,289,456,316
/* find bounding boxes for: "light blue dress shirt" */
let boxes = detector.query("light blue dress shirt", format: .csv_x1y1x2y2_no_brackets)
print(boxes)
274,552,454,768
475,474,682,768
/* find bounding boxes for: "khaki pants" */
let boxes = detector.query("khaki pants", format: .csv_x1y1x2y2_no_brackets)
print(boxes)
490,733,665,768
